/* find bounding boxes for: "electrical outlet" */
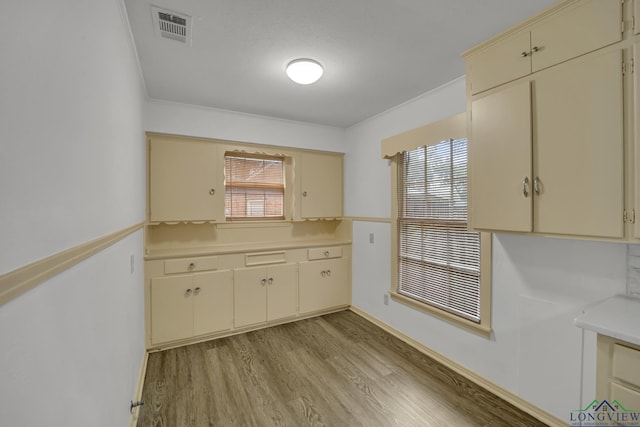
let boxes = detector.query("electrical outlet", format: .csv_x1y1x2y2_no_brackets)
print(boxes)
369,233,375,244
383,293,389,305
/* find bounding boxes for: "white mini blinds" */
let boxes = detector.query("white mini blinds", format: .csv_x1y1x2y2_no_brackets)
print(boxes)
225,153,285,220
397,139,481,322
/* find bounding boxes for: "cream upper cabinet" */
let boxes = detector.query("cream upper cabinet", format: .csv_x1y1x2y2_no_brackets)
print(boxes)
234,263,298,328
533,49,624,238
150,270,233,345
149,136,221,223
635,42,640,238
470,49,624,238
635,0,640,34
468,0,622,95
300,152,343,219
469,80,533,232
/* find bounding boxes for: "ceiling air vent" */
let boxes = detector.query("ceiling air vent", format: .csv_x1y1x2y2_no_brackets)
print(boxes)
151,6,191,44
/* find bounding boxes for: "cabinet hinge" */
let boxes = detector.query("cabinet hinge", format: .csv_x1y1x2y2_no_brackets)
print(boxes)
623,59,635,76
624,209,636,224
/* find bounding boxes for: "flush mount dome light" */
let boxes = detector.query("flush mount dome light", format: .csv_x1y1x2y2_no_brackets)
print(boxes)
286,59,324,85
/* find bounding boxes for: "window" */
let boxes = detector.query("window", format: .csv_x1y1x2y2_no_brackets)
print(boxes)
397,139,482,322
224,153,285,220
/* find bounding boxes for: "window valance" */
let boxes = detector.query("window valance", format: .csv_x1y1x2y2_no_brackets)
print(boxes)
381,112,466,158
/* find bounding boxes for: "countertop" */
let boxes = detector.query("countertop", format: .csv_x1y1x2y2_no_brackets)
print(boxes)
574,295,640,346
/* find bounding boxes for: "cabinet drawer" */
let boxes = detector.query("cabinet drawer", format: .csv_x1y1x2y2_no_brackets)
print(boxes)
164,256,218,274
611,382,640,411
613,344,640,388
308,247,343,260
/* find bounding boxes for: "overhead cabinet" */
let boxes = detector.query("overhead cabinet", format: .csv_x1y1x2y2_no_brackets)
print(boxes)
468,0,622,95
149,136,222,223
299,151,343,219
465,0,628,239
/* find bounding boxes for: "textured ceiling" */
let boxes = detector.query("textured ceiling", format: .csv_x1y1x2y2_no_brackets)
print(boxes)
125,0,558,128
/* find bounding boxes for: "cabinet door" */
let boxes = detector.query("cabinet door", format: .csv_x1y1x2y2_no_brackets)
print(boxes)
468,31,531,95
531,0,622,72
234,267,267,328
193,270,233,336
266,264,298,321
150,275,193,344
299,258,349,314
300,152,343,219
635,43,640,238
469,80,533,232
636,0,640,35
534,49,624,238
149,137,218,222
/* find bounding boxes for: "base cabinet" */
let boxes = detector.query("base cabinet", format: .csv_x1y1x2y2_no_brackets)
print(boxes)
234,263,298,328
597,335,640,410
150,270,233,345
299,257,349,314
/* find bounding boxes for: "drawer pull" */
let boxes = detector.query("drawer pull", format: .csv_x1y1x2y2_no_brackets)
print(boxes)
324,251,330,257
188,262,196,270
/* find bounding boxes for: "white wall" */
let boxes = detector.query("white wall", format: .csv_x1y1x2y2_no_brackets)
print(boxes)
144,100,346,152
0,0,146,426
345,77,628,422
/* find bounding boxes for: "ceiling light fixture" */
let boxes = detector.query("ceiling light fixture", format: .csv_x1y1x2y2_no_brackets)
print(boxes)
286,59,324,85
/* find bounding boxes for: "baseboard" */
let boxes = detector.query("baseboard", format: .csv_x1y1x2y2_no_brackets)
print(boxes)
129,351,149,427
349,306,568,427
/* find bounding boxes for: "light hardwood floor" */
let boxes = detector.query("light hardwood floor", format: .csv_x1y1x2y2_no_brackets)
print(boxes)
138,310,547,426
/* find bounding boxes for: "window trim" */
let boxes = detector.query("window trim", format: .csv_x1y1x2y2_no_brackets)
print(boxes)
385,116,492,338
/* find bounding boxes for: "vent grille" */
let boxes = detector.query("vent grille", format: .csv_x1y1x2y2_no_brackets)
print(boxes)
151,6,191,44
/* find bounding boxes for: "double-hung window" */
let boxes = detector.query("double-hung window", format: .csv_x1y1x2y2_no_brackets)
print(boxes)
224,153,285,220
384,113,492,336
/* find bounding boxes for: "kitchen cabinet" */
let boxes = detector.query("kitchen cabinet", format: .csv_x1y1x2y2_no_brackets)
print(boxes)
636,0,640,35
470,48,624,238
299,256,349,314
234,263,298,328
150,270,233,345
468,0,622,95
597,335,640,411
148,135,221,223
635,42,640,238
300,151,343,219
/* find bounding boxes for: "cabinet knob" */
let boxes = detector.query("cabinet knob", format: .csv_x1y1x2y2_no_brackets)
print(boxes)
209,189,216,195
321,270,326,277
326,269,331,277
268,278,273,285
194,287,201,295
302,191,307,197
188,262,196,270
261,278,267,286
185,288,193,296
520,51,529,58
531,46,539,53
324,251,330,257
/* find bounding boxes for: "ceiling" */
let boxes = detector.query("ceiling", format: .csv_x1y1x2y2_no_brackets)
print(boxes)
125,0,558,128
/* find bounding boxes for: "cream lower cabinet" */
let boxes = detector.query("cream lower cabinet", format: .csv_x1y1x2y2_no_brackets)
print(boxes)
470,48,624,238
150,270,233,345
597,335,640,411
234,263,298,328
299,257,349,314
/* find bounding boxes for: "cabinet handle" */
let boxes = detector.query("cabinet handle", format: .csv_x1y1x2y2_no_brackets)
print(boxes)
531,46,539,53
194,287,201,295
302,191,308,197
268,277,273,285
185,288,193,296
209,189,215,195
188,262,196,270
533,176,541,195
326,269,331,277
522,177,529,197
261,278,267,286
520,51,529,58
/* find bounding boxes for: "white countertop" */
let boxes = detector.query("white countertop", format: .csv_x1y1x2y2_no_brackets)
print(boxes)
574,295,640,346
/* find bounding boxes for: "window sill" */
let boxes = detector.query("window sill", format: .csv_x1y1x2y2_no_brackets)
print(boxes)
389,291,492,338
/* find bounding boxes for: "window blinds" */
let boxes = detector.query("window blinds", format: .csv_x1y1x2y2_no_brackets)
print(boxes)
225,153,285,220
397,139,481,322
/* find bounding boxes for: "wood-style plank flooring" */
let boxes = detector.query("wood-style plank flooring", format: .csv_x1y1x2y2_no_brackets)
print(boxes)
137,310,547,426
